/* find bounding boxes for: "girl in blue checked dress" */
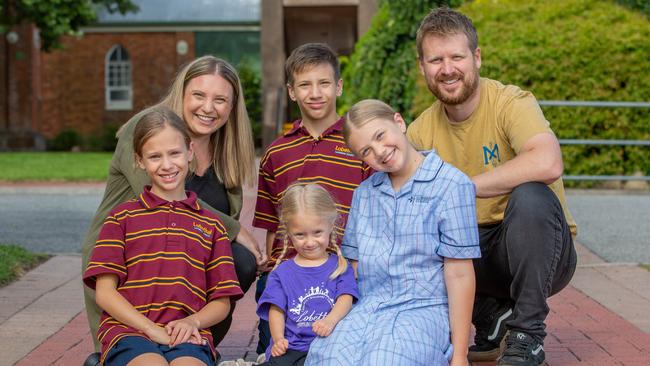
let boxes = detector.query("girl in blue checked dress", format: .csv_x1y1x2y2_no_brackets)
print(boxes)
256,184,358,366
305,100,481,366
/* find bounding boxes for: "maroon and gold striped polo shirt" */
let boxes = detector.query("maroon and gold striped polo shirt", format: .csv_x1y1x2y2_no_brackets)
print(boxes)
83,187,243,363
253,118,372,264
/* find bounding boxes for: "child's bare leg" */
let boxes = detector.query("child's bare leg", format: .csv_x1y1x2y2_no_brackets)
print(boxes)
169,356,207,366
127,353,169,366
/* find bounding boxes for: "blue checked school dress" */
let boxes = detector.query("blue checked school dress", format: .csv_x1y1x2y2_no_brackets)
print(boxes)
306,151,481,366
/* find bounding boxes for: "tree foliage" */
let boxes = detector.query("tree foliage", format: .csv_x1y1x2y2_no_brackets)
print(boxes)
1,0,138,51
237,59,263,146
339,0,464,120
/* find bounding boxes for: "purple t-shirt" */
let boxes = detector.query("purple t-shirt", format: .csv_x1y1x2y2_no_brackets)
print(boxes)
257,254,359,357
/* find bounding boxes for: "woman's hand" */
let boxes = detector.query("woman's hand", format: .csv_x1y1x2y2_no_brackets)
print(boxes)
236,228,268,272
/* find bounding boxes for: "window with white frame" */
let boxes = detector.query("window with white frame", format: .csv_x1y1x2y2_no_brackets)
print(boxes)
105,45,132,110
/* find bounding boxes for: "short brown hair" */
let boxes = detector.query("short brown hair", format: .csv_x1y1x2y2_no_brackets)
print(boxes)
133,106,190,157
285,43,340,85
416,7,478,59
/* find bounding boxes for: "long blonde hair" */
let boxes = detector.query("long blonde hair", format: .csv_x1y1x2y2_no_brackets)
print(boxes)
275,184,347,280
157,55,255,189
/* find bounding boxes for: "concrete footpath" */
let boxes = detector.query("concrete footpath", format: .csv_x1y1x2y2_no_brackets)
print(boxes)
1,186,649,365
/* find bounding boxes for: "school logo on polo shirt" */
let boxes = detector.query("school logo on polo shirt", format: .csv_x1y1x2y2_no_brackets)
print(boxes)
193,222,213,238
334,145,355,157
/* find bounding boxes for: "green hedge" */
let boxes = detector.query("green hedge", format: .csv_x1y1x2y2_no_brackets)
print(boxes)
615,0,650,16
466,0,650,183
343,0,650,184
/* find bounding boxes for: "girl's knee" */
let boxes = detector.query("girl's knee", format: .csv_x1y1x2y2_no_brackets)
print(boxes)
168,356,207,366
126,353,169,366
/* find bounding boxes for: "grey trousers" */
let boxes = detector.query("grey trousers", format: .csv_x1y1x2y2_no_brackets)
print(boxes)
473,182,577,340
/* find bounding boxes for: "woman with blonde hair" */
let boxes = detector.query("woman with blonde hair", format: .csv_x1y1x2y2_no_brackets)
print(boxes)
82,55,264,366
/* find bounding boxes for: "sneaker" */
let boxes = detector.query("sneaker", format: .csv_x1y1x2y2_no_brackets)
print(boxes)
468,302,513,361
497,331,547,366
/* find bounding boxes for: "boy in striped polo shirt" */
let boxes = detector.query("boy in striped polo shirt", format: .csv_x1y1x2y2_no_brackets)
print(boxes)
253,43,372,356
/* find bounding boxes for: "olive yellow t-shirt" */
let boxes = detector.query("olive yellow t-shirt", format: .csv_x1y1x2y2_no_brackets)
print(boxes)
407,78,577,235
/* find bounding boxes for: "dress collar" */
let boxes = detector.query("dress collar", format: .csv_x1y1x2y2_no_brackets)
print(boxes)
370,150,443,188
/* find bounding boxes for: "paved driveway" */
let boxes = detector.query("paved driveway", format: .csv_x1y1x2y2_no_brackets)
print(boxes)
0,184,102,254
1,184,648,263
567,189,650,263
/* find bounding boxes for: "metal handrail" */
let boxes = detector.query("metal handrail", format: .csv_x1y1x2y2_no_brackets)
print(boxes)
539,100,650,108
539,100,650,181
559,139,650,146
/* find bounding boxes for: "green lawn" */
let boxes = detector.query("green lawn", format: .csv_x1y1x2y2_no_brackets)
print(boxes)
0,152,112,182
0,244,50,287
642,264,650,272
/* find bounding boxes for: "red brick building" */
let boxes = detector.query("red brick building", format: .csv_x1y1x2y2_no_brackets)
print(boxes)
0,0,261,150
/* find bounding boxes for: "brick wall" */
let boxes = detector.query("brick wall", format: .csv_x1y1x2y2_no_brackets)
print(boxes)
38,31,196,139
1,24,39,134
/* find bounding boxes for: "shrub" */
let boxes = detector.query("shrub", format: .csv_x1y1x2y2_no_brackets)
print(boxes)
49,129,82,151
615,0,650,16
86,124,119,151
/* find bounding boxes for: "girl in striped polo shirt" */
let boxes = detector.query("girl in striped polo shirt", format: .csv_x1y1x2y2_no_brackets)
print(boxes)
84,107,243,366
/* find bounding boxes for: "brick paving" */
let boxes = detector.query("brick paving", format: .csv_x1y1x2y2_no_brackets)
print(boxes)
3,183,650,365
13,282,650,365
15,287,260,366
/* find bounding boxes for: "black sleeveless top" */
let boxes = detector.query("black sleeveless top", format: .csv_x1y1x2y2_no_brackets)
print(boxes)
186,166,231,215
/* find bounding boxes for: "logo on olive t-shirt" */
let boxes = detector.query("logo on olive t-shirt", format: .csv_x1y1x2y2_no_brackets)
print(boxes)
482,143,501,166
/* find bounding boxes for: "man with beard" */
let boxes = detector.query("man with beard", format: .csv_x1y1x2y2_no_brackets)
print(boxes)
407,7,577,366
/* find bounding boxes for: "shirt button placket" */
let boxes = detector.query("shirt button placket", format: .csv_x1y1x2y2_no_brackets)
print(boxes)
168,203,180,246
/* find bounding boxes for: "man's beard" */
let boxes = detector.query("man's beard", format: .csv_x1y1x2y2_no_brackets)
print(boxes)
427,70,479,105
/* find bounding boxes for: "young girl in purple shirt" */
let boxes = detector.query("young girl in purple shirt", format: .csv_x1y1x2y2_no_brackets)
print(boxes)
256,184,359,366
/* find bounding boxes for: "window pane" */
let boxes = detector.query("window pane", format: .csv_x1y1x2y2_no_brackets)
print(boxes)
110,90,129,101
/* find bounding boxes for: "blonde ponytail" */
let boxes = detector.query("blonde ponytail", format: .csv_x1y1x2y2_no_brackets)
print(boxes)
329,231,348,280
272,231,292,272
